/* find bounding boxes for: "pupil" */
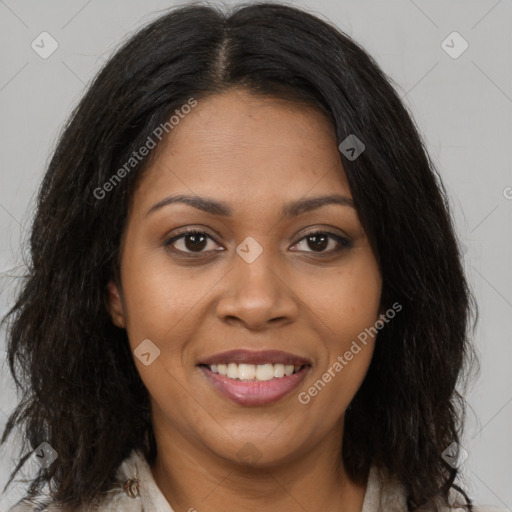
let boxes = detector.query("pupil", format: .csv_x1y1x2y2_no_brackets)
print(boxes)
185,234,207,251
182,234,330,253
308,234,328,252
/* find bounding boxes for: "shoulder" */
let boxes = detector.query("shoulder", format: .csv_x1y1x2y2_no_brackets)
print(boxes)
466,507,509,512
8,490,143,512
7,496,58,511
446,490,509,512
365,464,508,512
7,449,147,512
6,482,59,512
448,507,509,512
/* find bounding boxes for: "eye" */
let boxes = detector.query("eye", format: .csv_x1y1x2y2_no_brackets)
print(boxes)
164,228,352,256
164,229,222,254
291,230,352,254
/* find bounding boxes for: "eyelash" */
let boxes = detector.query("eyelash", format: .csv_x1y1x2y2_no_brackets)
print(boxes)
164,227,352,257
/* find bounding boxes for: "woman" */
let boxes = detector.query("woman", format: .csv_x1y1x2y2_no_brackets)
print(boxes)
1,3,504,511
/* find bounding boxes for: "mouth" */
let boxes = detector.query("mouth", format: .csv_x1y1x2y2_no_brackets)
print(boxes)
202,361,307,378
197,349,312,406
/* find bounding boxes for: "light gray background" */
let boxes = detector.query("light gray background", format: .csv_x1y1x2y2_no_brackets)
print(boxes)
0,0,511,510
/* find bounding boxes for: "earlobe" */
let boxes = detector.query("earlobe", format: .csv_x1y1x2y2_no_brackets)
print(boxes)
107,279,126,328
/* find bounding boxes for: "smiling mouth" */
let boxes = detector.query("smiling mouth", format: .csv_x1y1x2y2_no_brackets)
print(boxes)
198,362,307,381
197,349,312,405
197,363,311,406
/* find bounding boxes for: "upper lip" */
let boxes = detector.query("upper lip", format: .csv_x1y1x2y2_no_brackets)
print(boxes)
198,349,312,367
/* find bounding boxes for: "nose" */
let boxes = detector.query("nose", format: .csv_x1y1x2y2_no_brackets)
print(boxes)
215,243,299,331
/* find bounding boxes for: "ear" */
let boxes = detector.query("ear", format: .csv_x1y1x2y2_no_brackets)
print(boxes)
106,279,126,329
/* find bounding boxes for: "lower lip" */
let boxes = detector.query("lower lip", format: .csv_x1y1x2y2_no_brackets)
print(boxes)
198,365,310,406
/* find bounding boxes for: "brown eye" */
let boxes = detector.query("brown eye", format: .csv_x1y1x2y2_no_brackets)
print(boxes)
165,229,221,254
291,230,352,254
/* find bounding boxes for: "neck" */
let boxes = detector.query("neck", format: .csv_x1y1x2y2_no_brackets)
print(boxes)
150,422,368,512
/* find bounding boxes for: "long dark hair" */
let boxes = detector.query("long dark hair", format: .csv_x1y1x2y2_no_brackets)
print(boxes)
1,2,479,510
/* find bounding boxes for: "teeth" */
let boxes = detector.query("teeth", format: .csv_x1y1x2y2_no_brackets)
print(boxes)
208,363,302,381
227,363,238,379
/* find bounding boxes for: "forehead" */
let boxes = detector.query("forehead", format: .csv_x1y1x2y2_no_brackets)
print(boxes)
132,89,351,211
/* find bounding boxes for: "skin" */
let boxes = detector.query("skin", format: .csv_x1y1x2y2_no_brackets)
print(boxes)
107,88,383,512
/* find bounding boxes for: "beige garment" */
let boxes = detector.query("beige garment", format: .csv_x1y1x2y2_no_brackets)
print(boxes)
9,449,507,511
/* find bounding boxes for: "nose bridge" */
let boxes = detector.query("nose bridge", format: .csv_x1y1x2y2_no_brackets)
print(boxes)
215,235,298,327
233,234,281,300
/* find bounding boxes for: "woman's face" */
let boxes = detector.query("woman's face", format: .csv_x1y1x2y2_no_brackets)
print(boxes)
108,89,382,467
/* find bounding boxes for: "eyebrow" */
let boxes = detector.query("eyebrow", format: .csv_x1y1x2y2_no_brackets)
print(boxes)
145,193,355,218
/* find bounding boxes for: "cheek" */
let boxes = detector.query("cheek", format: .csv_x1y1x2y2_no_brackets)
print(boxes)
139,364,203,441
119,248,204,346
341,251,381,316
297,251,381,401
120,258,197,422
299,346,374,429
297,251,382,338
